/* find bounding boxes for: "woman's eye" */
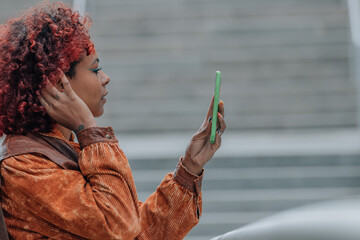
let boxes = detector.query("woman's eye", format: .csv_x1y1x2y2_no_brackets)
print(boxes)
90,67,102,74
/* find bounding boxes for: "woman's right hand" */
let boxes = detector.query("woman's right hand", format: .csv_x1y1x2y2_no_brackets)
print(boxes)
182,96,226,175
40,73,97,132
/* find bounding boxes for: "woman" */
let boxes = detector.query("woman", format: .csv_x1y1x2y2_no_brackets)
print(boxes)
0,1,226,239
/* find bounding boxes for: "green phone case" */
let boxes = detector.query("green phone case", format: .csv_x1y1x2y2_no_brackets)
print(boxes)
210,71,221,144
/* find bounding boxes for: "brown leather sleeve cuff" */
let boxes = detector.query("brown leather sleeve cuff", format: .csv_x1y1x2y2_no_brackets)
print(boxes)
173,157,204,195
76,127,118,149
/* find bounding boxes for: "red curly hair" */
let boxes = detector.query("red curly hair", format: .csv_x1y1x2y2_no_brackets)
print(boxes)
0,1,94,136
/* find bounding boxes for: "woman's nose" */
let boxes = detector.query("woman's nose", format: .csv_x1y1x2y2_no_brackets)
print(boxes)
101,72,110,86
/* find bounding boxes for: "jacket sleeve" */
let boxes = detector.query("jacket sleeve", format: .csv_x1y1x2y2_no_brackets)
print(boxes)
137,159,203,240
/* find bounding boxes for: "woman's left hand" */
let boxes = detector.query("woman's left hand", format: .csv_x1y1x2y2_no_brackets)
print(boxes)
39,73,98,132
182,96,226,175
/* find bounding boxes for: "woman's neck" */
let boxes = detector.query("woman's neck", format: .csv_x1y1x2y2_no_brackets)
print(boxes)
56,124,72,140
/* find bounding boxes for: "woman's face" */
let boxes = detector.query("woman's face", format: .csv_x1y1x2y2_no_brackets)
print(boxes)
68,51,110,117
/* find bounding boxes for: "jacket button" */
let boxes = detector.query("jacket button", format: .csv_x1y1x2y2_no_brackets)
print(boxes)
105,134,112,139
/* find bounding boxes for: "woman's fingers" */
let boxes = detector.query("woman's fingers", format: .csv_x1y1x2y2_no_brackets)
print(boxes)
39,96,48,107
217,112,226,133
218,100,225,118
204,96,225,125
60,73,73,95
41,81,61,101
41,71,72,102
40,85,53,104
212,130,222,150
195,110,226,141
193,119,212,141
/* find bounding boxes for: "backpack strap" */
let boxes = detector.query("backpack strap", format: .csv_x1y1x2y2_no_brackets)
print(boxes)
0,132,79,239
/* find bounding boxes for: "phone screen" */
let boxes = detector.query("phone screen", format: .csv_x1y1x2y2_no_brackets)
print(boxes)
210,71,221,144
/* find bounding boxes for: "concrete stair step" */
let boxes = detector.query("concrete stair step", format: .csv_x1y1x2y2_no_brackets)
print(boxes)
103,60,348,81
99,44,347,66
129,155,360,171
89,0,344,7
203,199,345,212
133,166,360,182
138,187,360,205
106,94,356,114
103,63,349,102
101,110,357,133
199,211,274,225
187,211,274,237
107,78,355,99
135,176,360,192
185,237,215,240
90,4,347,22
133,164,360,191
91,12,347,36
92,28,348,51
204,156,360,169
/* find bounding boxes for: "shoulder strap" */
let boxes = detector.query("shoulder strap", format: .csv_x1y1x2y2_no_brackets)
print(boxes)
0,132,79,239
36,134,79,170
0,133,79,170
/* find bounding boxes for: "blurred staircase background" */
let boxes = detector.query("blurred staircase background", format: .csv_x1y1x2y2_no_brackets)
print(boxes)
2,0,360,239
88,0,356,132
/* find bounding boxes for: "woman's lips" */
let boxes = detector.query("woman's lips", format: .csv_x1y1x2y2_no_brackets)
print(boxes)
101,91,108,103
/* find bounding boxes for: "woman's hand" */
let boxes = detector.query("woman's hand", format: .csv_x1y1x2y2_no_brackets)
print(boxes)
182,96,226,175
40,73,97,132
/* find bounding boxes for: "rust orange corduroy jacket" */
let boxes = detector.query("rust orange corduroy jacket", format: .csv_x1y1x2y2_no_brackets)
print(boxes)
0,127,203,239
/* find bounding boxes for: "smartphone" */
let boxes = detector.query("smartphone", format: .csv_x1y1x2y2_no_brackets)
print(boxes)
210,71,221,144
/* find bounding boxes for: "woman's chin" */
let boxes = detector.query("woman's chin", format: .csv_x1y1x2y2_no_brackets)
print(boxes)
92,108,104,118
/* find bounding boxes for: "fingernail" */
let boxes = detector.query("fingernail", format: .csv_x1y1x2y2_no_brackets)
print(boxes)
217,130,220,134
220,100,224,104
208,116,212,122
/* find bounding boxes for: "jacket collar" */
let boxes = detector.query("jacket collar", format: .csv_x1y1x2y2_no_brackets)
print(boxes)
39,128,75,142
38,128,79,152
